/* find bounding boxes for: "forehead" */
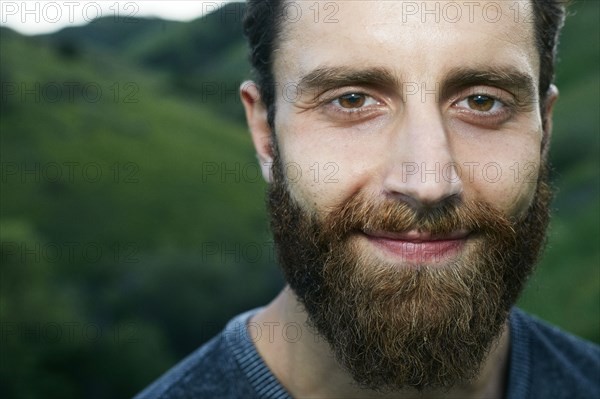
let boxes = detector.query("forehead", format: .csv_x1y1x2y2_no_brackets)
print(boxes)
275,0,538,85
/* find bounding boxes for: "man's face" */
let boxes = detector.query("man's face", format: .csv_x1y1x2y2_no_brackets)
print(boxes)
273,0,543,213
256,0,554,392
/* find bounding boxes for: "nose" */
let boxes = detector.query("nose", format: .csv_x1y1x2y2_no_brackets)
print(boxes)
382,105,463,207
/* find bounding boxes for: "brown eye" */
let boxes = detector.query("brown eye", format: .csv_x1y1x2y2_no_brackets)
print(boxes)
467,95,495,112
338,93,366,108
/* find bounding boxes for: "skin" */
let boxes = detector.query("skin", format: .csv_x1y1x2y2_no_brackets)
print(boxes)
240,1,558,397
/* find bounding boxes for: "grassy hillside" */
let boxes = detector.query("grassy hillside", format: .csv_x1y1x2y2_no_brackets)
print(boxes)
1,2,598,398
1,15,279,398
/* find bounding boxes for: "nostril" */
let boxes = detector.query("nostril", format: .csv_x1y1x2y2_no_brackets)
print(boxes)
382,159,464,208
385,191,463,211
384,192,423,210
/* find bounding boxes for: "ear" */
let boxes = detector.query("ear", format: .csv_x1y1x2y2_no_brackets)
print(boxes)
541,84,559,160
240,81,274,183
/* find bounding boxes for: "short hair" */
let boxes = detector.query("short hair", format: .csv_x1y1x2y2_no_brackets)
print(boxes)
242,0,567,128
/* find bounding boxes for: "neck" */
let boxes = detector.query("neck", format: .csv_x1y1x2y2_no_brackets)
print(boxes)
251,286,511,399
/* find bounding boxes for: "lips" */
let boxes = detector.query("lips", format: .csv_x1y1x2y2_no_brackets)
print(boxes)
361,229,470,264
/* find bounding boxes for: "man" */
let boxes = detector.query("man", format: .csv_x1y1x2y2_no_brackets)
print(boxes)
136,1,599,398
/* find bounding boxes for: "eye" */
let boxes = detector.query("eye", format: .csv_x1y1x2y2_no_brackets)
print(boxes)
319,91,387,122
456,94,504,113
332,93,378,110
451,92,516,127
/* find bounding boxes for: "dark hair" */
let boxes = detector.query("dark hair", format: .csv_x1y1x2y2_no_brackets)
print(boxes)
243,0,567,128
532,0,568,108
242,0,286,129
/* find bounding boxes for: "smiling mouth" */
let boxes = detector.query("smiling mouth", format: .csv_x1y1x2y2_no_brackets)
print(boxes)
360,229,471,265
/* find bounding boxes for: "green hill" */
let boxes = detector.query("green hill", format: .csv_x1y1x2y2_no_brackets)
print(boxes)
39,3,249,122
40,17,182,52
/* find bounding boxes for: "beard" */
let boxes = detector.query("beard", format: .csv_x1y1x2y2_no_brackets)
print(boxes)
266,143,553,392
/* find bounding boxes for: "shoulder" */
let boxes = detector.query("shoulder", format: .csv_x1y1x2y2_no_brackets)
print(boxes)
133,310,260,399
510,308,600,399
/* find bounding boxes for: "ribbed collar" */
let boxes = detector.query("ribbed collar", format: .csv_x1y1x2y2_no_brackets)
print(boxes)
224,309,292,399
506,308,532,399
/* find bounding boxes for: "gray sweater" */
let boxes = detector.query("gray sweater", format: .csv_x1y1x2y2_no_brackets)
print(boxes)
134,308,600,399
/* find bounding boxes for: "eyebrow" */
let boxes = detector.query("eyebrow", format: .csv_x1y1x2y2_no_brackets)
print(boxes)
441,66,537,105
296,66,399,94
295,65,537,104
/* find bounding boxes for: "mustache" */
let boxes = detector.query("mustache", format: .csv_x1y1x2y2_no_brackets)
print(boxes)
321,192,515,241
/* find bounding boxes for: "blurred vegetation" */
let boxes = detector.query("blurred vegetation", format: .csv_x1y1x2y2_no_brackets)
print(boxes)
0,2,598,398
517,0,600,342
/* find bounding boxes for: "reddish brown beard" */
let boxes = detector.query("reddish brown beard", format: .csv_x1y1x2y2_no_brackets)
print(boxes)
266,148,553,392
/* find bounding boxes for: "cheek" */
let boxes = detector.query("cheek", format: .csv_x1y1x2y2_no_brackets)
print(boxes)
457,134,542,216
275,118,379,213
503,158,541,216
